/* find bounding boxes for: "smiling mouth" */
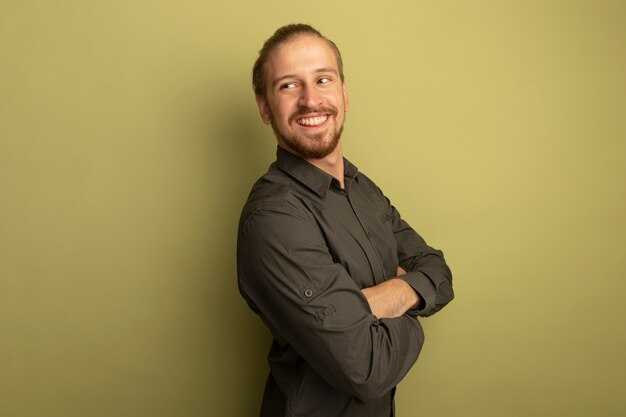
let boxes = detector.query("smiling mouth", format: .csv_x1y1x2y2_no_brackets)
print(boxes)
296,115,329,127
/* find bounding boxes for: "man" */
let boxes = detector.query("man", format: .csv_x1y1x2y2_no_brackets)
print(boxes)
237,24,454,417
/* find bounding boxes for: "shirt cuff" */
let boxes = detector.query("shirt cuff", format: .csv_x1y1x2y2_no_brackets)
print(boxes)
399,271,436,317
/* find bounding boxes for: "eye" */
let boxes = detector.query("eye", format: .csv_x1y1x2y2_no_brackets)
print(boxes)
280,82,296,89
318,77,331,84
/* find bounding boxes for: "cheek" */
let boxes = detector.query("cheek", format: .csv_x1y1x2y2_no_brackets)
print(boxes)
328,90,346,108
275,99,297,118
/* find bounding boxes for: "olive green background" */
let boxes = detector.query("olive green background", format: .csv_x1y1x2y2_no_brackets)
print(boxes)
1,1,625,416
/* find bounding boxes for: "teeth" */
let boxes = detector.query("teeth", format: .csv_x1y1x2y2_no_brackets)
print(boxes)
297,115,328,126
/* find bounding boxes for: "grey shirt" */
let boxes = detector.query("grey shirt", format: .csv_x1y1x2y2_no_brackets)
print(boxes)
237,147,454,417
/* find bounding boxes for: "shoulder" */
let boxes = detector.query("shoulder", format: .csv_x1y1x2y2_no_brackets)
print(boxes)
354,169,389,203
355,170,380,191
238,165,312,234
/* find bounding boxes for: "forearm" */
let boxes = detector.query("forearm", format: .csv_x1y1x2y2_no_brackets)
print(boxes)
399,252,453,316
361,268,421,319
394,215,454,316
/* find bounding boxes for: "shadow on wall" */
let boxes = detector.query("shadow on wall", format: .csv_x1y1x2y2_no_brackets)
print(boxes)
206,82,274,414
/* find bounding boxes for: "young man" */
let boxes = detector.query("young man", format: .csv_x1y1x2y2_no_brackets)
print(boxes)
237,24,454,417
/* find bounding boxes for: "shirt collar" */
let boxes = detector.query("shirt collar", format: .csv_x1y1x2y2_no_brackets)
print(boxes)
276,146,359,198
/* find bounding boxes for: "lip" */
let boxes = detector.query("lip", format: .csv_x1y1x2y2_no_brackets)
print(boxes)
294,113,331,128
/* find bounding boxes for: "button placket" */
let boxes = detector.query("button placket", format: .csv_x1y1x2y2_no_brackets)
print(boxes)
345,190,387,283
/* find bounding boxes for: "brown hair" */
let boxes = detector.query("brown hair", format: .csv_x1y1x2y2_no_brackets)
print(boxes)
252,24,345,98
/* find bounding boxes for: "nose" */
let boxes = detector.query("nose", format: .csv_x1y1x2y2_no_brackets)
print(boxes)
298,85,322,109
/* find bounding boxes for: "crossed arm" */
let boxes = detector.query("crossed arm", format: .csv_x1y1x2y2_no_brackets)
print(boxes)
238,196,453,399
238,207,427,400
361,267,421,319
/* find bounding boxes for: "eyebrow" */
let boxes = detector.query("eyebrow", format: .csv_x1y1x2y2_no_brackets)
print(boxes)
272,68,339,88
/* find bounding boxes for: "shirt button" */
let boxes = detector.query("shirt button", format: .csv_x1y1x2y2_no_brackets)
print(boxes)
304,289,313,298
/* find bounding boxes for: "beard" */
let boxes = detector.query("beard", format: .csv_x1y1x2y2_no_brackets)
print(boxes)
271,107,345,159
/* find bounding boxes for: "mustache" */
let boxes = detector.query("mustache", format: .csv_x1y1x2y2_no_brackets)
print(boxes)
289,107,337,124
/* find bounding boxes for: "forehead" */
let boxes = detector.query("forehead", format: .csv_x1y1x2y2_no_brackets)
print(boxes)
265,35,339,79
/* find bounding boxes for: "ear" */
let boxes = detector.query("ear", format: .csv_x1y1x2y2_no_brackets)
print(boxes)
255,95,272,125
342,82,349,112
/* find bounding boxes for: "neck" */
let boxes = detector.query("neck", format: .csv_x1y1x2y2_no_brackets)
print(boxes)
305,142,345,189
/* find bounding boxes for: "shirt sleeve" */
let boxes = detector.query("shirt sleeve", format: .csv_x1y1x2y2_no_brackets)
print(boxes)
237,203,425,401
386,201,455,317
